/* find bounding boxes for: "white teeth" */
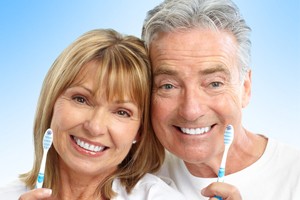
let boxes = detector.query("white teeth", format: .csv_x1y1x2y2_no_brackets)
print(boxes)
89,145,95,151
180,126,211,135
73,137,105,152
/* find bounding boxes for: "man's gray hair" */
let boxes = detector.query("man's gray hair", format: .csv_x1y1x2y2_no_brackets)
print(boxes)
142,0,252,78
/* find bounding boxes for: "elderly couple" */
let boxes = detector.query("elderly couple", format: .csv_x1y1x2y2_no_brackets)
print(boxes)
1,0,299,199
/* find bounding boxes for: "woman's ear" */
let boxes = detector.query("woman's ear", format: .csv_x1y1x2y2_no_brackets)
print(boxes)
133,129,141,144
242,70,252,108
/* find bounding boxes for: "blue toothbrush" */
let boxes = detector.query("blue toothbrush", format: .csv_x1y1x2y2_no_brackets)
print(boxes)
215,125,234,200
36,129,53,188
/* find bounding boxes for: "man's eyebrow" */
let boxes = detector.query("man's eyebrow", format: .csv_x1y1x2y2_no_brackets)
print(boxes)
153,65,230,76
199,65,230,76
153,66,178,77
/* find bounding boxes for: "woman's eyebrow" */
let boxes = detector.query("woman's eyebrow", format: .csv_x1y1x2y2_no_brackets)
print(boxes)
67,84,94,94
113,100,135,104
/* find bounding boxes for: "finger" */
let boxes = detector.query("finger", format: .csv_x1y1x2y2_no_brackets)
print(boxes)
208,197,223,200
201,182,242,200
18,188,52,200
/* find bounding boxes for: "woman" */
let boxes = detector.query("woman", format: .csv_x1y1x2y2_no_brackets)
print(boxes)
0,29,184,199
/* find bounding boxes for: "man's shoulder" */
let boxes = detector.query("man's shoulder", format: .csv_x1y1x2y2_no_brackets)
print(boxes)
269,138,300,158
266,138,300,174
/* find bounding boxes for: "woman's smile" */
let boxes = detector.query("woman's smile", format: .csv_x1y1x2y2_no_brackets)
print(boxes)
70,135,108,157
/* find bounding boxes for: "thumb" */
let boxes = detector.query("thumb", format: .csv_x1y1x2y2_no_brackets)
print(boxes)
18,188,52,200
201,182,242,200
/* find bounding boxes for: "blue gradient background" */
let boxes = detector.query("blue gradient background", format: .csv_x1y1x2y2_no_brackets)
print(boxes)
0,1,299,185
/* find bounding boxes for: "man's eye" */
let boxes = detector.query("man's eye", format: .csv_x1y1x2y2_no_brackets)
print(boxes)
73,96,87,104
210,82,223,88
160,84,174,90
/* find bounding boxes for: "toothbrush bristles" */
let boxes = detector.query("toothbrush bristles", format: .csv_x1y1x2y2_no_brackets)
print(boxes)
224,125,234,145
43,129,53,149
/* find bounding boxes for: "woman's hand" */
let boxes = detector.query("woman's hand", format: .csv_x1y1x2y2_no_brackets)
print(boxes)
201,182,242,200
18,188,52,200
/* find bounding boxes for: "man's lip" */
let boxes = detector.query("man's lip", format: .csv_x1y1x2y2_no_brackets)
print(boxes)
175,124,216,135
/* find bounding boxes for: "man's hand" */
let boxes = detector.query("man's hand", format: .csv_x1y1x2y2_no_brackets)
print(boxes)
201,182,242,200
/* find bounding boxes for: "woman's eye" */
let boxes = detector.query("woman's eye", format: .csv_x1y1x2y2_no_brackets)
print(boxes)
73,96,87,104
117,110,131,117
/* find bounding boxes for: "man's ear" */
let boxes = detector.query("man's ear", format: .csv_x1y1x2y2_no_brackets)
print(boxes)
242,70,252,108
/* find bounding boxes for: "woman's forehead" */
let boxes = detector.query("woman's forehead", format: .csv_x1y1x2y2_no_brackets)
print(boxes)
71,63,140,103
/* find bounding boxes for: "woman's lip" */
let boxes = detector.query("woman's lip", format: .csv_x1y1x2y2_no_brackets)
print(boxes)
70,135,108,157
71,135,104,146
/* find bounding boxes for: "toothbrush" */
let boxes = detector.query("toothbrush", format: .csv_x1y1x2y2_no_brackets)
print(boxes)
215,125,234,200
36,128,53,188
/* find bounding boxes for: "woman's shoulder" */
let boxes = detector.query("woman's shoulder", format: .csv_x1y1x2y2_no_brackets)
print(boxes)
113,173,185,200
135,173,178,188
0,179,29,199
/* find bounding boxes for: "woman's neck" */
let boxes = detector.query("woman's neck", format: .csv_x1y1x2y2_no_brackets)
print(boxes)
50,161,115,200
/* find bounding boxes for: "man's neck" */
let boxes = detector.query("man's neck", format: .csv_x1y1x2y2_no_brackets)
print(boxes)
184,129,268,178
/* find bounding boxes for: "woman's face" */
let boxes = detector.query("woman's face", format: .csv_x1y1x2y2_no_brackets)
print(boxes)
50,60,141,177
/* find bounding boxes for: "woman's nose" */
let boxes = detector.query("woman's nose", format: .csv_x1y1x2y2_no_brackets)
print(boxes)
83,108,107,136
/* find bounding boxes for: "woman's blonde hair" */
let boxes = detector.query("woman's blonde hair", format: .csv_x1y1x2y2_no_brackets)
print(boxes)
20,29,164,199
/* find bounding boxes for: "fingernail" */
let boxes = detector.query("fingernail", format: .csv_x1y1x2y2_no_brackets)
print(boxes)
201,188,206,195
43,188,52,195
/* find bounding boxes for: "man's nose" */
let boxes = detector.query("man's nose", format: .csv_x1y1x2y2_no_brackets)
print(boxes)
178,88,208,122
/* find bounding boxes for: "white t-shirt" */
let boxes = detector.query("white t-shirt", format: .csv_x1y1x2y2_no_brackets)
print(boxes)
0,173,185,200
157,138,300,200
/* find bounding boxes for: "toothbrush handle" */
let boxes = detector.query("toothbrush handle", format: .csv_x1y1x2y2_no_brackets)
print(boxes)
217,167,225,182
36,172,45,188
35,152,47,188
214,167,225,199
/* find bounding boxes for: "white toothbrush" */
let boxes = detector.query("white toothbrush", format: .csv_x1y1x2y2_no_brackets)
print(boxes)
215,125,234,200
36,128,53,188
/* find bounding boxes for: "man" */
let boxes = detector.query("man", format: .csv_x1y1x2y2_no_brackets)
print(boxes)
142,0,300,199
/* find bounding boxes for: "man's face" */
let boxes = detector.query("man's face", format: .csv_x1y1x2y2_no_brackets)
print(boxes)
149,29,251,167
